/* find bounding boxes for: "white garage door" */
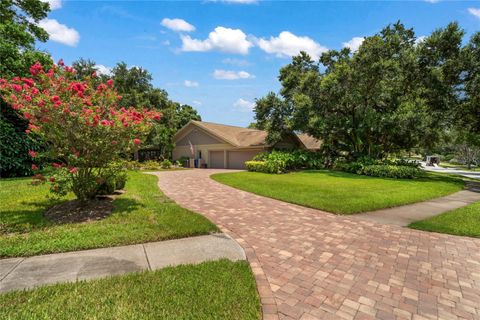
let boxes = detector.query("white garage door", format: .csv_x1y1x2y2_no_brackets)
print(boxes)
209,151,224,168
227,150,261,169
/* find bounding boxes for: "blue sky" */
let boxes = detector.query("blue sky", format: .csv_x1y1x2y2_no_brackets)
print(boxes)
39,0,480,127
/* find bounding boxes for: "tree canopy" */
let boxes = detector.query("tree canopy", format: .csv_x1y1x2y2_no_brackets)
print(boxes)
254,21,476,162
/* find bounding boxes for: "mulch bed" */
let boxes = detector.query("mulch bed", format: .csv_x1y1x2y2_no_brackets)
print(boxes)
44,198,115,224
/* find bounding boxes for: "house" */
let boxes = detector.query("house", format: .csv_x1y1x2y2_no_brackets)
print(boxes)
172,120,321,169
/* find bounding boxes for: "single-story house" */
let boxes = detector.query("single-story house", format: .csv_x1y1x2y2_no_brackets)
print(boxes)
172,120,321,169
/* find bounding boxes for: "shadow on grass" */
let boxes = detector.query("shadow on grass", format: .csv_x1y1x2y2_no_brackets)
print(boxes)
112,197,144,213
301,169,465,185
1,197,143,235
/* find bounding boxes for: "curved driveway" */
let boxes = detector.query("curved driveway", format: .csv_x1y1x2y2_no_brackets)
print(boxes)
155,169,480,320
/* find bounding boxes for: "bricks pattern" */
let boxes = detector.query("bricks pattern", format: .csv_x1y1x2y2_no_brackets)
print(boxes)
155,170,480,320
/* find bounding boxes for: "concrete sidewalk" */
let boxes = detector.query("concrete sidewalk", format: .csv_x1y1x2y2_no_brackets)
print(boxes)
354,182,480,226
0,233,245,293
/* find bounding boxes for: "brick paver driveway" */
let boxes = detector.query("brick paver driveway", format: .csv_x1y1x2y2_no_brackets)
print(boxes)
155,169,480,320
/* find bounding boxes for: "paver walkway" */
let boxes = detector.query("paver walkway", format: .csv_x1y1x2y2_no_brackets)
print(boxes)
354,182,480,226
156,169,480,320
0,234,245,293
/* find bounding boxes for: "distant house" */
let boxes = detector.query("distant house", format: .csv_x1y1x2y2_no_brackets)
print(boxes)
172,120,321,169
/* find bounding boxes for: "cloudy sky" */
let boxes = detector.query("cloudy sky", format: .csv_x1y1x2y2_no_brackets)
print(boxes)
40,0,480,127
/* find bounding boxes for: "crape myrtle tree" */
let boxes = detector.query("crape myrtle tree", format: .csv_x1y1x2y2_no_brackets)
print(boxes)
0,0,54,177
72,60,201,159
0,62,161,201
254,22,466,162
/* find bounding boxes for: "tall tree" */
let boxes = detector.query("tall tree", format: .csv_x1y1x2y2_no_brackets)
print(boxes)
254,21,466,161
0,0,53,177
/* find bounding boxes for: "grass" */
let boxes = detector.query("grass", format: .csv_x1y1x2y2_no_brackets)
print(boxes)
0,259,261,320
0,171,217,257
439,162,478,171
409,201,480,237
211,170,464,214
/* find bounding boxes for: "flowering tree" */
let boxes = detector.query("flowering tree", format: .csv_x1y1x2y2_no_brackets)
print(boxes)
0,61,161,201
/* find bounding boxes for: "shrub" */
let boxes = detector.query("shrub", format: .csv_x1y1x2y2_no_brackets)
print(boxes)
122,160,141,171
141,160,160,170
248,150,324,174
160,159,172,169
245,160,286,174
362,165,423,179
0,61,161,200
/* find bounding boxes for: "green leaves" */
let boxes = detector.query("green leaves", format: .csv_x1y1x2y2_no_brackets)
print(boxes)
254,21,471,161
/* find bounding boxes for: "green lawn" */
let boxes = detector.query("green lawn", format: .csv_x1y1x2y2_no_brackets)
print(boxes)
440,162,478,171
0,171,217,257
211,170,464,214
409,201,480,237
0,259,260,320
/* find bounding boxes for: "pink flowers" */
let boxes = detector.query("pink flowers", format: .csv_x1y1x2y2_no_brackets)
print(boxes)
29,62,43,76
11,84,22,92
0,61,162,200
22,78,34,87
32,164,38,170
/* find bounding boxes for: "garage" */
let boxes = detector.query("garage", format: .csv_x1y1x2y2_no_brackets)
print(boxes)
227,150,261,169
209,150,224,168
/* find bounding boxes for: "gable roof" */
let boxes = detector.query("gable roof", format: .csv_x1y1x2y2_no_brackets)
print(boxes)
297,133,322,150
174,120,321,150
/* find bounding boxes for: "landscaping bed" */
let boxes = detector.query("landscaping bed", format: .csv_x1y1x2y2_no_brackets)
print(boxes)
0,259,261,320
409,201,480,237
211,170,464,214
0,171,217,257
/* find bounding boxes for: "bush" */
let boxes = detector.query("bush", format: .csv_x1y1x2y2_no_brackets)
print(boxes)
122,160,142,171
362,165,424,179
248,150,323,174
141,160,160,170
160,159,172,169
245,160,286,174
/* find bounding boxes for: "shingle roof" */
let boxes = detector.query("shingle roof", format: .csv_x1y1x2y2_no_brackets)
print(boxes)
296,133,322,150
176,120,321,150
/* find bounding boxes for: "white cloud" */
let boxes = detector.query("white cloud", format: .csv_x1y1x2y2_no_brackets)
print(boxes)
208,0,258,3
181,26,253,55
257,31,327,60
184,80,199,87
213,69,254,80
161,18,195,32
95,64,112,76
38,18,79,46
192,100,202,106
233,98,255,112
41,0,62,10
468,7,480,19
222,58,251,67
342,37,364,52
425,0,440,3
415,35,426,45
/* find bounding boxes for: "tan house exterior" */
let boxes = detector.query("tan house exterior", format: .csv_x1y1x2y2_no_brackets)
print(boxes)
172,121,321,169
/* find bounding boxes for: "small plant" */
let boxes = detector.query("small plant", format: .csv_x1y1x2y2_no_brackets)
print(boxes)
160,159,172,169
141,160,160,170
0,61,161,201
